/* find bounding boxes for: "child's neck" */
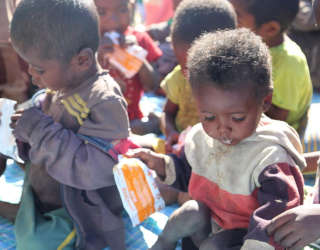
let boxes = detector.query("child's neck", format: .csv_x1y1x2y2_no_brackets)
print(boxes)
265,32,284,48
61,63,98,94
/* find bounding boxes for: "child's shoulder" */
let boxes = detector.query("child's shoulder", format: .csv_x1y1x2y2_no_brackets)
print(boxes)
90,72,123,98
270,35,308,68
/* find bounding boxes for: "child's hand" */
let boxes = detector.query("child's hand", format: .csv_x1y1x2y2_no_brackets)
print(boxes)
267,205,320,249
97,33,128,68
10,109,24,130
165,131,180,153
126,148,166,178
98,35,115,69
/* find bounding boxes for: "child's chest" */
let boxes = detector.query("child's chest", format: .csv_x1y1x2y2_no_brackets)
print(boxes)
45,92,91,132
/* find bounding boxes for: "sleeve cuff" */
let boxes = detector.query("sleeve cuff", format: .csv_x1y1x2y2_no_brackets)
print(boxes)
162,154,176,185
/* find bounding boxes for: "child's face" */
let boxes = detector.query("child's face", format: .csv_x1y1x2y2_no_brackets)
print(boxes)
172,41,190,77
193,84,266,146
229,0,260,34
18,49,76,91
94,0,132,35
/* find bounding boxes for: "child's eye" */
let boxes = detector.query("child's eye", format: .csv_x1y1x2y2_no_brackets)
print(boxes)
36,69,45,75
204,115,215,121
232,116,245,122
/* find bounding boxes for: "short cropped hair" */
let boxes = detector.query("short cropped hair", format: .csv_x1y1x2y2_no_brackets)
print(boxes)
245,0,299,31
187,28,272,99
171,0,237,45
10,0,99,62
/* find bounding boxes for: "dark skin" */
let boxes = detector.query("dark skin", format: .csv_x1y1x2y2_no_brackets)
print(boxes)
267,205,320,250
161,100,180,153
229,0,290,122
266,151,320,249
0,156,6,176
315,0,320,26
96,0,160,93
160,40,190,153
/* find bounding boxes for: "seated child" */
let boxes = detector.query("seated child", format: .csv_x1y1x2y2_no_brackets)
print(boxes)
9,0,132,249
128,28,306,249
229,0,313,135
160,0,237,153
146,0,183,81
95,0,163,135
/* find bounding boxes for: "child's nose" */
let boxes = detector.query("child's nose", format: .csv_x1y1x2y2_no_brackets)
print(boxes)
217,120,232,134
106,14,120,31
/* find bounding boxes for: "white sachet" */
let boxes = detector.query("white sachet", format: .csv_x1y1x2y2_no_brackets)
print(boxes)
0,98,23,163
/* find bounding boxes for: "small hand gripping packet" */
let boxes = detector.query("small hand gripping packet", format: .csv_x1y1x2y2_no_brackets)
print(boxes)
113,156,165,226
104,32,148,79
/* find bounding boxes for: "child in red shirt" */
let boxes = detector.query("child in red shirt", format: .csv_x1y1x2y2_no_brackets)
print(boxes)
95,0,162,134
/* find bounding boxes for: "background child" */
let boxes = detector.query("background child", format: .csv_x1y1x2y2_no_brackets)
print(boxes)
9,0,132,249
129,28,306,249
160,0,237,153
96,0,162,135
229,0,313,136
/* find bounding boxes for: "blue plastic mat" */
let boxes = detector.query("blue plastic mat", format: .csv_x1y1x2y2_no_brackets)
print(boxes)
0,161,181,250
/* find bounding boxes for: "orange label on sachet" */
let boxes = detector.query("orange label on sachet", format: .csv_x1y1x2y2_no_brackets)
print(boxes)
113,157,165,226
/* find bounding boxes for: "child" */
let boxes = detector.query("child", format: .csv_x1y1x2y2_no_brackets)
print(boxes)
128,28,306,249
160,0,237,153
9,0,132,249
229,0,313,135
95,0,163,135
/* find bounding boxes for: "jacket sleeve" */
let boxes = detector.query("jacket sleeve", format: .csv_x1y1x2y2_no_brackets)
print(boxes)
13,96,130,190
162,149,192,192
241,163,304,250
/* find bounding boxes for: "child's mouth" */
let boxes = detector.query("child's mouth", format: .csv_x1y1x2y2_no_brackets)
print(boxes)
220,136,232,145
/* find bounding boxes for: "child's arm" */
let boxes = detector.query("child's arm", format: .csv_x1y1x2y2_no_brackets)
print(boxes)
128,147,191,192
267,204,320,249
138,59,160,92
241,163,304,249
315,0,320,26
161,99,180,153
12,98,130,190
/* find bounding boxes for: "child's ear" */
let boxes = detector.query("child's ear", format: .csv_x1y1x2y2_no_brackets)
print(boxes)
259,21,281,40
262,91,273,112
73,48,94,71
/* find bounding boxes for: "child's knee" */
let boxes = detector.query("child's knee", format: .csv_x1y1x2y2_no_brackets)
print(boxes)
175,200,210,229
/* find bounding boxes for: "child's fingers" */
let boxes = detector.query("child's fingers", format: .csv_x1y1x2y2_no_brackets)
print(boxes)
126,148,152,160
289,238,308,250
267,212,295,235
100,35,114,50
278,232,300,249
270,220,295,244
10,110,24,129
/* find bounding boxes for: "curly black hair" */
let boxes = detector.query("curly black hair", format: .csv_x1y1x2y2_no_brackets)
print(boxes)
187,28,272,99
171,0,237,45
242,0,299,31
11,0,99,63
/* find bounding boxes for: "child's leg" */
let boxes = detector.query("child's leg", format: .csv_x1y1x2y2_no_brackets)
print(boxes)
130,112,161,135
150,200,211,250
199,228,247,250
0,201,19,222
0,155,6,176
